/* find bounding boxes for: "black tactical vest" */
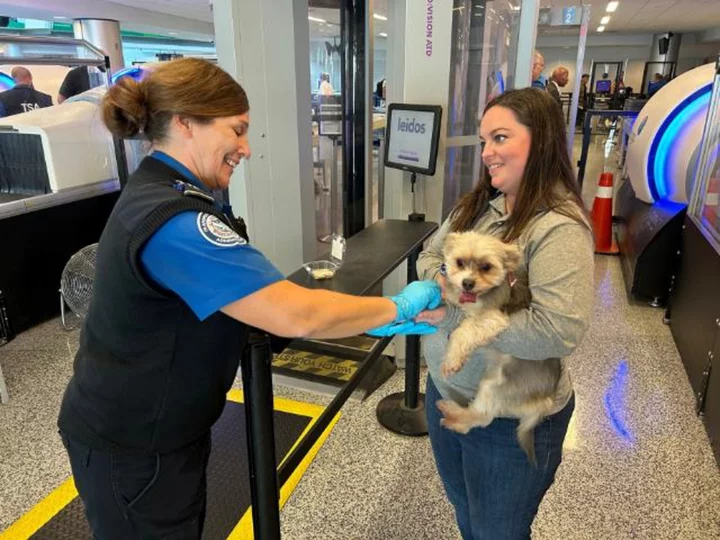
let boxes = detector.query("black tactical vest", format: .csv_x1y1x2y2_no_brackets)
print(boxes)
58,157,249,454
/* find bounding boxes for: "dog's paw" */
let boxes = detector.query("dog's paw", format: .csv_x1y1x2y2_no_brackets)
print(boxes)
440,359,465,378
436,399,456,416
440,418,472,434
437,401,472,434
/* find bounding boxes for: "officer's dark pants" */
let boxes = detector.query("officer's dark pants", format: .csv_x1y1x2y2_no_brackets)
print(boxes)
60,431,211,540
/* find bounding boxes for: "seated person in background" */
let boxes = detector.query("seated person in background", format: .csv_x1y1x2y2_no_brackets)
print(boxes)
647,73,667,96
547,66,569,109
0,66,53,117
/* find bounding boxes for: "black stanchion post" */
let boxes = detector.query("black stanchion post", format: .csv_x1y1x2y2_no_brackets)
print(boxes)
578,111,593,189
404,247,421,410
376,206,429,436
240,333,281,540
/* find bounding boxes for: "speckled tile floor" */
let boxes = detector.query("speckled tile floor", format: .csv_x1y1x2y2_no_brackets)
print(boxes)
1,253,719,539
1,134,719,538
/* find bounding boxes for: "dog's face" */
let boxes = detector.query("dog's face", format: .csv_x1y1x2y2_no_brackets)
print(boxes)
442,232,521,304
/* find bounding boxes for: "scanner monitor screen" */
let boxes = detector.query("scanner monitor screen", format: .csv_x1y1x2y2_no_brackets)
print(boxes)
384,103,442,176
596,79,612,93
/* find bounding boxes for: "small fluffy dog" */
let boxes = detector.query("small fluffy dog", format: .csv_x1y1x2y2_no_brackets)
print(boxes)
437,231,561,465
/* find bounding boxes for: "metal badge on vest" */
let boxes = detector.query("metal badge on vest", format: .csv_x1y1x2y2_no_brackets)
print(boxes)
172,179,250,243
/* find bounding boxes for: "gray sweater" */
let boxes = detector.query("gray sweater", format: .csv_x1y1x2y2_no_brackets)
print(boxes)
417,194,595,413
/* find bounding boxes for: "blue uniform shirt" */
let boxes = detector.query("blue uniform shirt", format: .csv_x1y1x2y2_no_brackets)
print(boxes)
531,76,547,89
140,151,284,321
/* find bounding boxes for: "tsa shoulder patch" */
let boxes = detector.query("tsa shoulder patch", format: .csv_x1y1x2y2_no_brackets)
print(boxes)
196,213,246,247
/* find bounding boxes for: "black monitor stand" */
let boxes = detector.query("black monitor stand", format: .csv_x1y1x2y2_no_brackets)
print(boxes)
408,172,425,223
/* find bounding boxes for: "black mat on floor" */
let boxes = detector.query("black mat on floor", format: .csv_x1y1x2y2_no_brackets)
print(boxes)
28,400,311,539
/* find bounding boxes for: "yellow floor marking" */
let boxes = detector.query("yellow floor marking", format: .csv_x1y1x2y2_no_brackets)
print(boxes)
1,389,340,540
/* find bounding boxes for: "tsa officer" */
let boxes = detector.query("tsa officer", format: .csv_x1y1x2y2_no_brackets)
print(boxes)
57,58,440,539
0,67,52,117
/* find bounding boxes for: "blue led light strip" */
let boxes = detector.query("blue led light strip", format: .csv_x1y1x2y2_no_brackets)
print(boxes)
496,70,505,95
647,84,712,201
110,66,146,85
0,72,15,91
603,360,633,442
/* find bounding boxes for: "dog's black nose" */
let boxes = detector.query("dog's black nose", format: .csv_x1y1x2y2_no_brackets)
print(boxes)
462,278,475,291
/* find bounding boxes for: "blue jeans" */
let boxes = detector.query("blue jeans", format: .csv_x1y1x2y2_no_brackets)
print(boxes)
426,376,574,540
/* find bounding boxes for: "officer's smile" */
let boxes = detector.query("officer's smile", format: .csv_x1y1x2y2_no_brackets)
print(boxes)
224,156,240,169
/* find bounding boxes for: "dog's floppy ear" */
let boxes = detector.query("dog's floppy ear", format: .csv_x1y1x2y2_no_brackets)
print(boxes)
503,242,522,271
443,232,461,257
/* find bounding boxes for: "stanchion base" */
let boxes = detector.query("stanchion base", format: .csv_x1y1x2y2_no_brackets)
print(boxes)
376,392,427,436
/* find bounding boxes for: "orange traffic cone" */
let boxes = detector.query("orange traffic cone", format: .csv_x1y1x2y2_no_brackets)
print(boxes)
591,172,619,255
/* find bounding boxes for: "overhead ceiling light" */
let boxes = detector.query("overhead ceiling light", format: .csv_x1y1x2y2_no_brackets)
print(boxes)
511,5,521,10
373,14,388,21
169,32,178,35
597,25,606,32
53,16,67,19
601,16,610,24
308,16,326,23
606,2,619,13
379,32,387,37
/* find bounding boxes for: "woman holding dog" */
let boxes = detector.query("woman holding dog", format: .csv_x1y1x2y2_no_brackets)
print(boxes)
416,88,594,540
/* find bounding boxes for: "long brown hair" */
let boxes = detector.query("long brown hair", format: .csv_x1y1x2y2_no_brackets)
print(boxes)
451,88,587,241
102,58,249,142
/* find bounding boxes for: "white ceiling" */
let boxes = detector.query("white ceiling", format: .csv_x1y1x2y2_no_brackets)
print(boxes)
113,0,720,38
0,0,213,40
542,0,720,34
0,0,718,40
113,0,213,23
307,6,388,39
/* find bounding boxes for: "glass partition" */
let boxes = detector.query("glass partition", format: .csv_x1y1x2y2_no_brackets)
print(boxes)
308,4,344,252
370,1,388,225
441,0,524,219
690,58,720,251
0,35,106,66
535,3,590,142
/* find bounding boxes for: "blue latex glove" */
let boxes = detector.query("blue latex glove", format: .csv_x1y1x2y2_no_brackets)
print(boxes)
366,320,438,337
390,280,442,322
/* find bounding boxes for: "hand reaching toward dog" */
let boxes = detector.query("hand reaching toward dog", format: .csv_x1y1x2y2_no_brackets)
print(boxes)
415,306,447,325
414,271,449,326
389,280,442,322
366,320,438,337
367,280,442,336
